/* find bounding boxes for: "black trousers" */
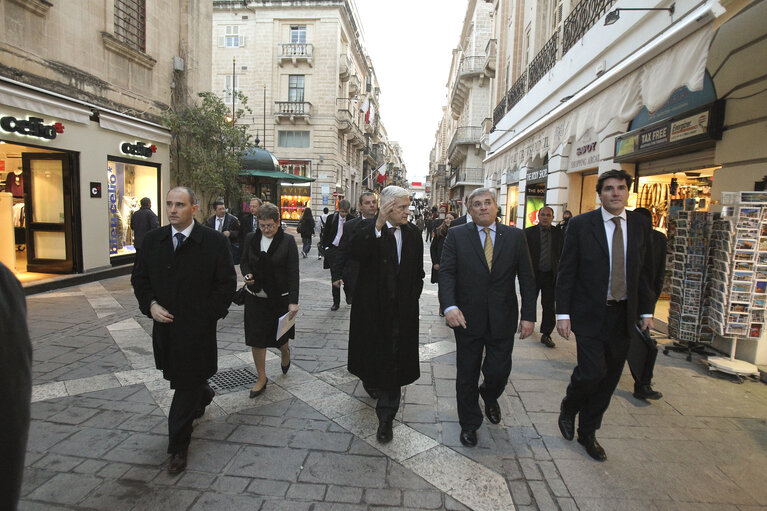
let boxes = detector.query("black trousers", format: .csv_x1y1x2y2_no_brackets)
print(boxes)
535,271,556,335
628,333,658,388
563,302,629,436
167,382,213,454
454,330,515,430
376,388,402,422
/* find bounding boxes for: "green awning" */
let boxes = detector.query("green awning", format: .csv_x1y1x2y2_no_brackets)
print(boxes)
239,169,315,183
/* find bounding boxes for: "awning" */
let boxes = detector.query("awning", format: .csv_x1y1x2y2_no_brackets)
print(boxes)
239,168,315,183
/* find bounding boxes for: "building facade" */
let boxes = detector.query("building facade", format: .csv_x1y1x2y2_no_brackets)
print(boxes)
212,0,397,220
428,0,496,216
0,0,211,278
485,0,767,363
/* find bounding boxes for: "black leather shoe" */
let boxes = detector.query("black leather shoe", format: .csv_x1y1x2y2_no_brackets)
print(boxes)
249,378,268,398
558,400,575,441
330,303,340,311
633,385,662,400
540,334,556,348
167,450,188,474
376,420,393,443
578,434,607,461
460,429,478,447
281,348,291,374
484,400,502,424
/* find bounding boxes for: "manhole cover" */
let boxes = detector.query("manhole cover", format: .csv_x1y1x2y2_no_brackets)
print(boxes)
208,367,259,393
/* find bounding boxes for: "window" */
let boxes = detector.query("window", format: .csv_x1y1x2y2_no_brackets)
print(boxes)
290,25,307,43
114,0,146,52
226,25,244,47
289,75,305,102
278,131,310,148
225,75,239,103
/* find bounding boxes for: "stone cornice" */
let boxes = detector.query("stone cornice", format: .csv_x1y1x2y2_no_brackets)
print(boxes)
101,32,156,70
8,0,52,16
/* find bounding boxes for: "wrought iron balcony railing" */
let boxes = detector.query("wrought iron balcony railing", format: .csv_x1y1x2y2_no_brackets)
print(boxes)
563,0,618,55
506,71,527,111
529,31,559,88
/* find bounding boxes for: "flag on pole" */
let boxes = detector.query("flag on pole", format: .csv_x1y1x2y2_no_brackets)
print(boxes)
375,161,387,184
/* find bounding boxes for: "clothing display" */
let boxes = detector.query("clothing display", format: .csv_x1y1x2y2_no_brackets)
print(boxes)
4,172,24,198
12,203,24,228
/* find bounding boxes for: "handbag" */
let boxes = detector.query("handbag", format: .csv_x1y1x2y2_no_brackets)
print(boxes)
232,285,248,305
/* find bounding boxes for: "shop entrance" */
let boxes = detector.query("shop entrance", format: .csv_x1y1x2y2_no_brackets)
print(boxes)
1,141,79,278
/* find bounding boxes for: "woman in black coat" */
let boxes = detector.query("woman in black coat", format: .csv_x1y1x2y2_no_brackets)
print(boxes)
240,203,299,397
430,212,457,315
297,207,315,258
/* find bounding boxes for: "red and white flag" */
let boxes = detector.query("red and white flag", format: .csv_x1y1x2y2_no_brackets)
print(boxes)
375,161,387,184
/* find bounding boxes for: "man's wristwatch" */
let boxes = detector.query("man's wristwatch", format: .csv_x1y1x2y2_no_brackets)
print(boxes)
149,299,158,308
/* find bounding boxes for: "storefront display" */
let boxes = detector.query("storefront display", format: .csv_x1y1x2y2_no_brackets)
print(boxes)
280,185,311,221
107,159,159,258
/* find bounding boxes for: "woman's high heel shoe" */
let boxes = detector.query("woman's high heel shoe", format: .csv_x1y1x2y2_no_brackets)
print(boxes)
281,348,291,374
249,378,268,398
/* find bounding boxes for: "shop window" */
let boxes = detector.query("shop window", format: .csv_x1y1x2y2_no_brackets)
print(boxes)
107,160,159,258
278,131,310,148
280,185,311,220
279,161,310,178
290,25,307,43
114,0,146,52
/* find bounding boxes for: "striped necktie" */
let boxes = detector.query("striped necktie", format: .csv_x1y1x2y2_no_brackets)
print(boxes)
483,227,493,271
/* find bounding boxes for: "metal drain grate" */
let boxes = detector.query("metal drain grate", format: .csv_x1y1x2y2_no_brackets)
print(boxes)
208,367,259,393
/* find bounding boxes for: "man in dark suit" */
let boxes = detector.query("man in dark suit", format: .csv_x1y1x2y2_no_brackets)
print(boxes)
129,197,159,254
239,197,262,248
0,262,32,510
524,206,564,348
629,207,667,401
556,169,654,461
132,186,236,474
333,191,378,305
439,188,537,447
320,199,351,310
205,200,241,262
450,195,472,226
347,186,424,444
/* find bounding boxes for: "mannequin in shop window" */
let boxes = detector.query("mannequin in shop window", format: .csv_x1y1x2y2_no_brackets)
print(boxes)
4,169,23,198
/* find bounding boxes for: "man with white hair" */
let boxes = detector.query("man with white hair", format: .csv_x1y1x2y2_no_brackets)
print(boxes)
347,186,425,443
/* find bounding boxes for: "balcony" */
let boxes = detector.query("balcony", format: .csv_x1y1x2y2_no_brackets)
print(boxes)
449,167,484,188
450,55,491,117
484,39,497,77
528,31,558,89
563,0,618,55
348,74,361,94
349,121,365,148
274,101,312,123
277,43,313,67
447,126,482,165
339,54,351,81
337,108,352,133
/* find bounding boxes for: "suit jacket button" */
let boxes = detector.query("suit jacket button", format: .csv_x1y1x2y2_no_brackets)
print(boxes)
167,265,172,269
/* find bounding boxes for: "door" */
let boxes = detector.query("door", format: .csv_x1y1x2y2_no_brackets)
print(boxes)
23,152,76,273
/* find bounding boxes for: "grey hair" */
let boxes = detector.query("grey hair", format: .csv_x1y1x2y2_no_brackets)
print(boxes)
379,185,410,205
168,186,198,205
257,202,281,223
467,187,497,206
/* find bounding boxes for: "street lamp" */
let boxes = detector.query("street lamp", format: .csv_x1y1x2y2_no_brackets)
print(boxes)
604,3,674,25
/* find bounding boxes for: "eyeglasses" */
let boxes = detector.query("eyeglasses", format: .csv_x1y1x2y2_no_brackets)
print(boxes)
259,223,277,230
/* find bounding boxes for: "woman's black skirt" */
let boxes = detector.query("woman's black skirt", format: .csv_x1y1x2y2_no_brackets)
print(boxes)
243,293,291,348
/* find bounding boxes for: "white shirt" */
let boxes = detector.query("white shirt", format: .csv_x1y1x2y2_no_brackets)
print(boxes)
375,221,402,263
443,222,496,314
171,222,194,251
332,215,346,246
254,235,274,298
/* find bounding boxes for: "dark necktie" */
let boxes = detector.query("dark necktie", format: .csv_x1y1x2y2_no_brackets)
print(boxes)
540,227,551,272
611,217,626,300
174,232,186,251
388,226,399,264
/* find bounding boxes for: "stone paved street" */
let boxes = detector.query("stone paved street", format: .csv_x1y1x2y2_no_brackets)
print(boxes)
18,231,767,510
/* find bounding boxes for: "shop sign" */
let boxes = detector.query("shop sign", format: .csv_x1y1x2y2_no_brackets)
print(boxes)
282,186,306,195
107,166,120,255
526,167,548,182
0,115,64,140
120,141,156,158
669,111,709,143
614,102,724,163
569,139,599,172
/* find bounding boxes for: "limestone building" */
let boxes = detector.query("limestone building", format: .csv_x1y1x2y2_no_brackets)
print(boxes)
0,0,211,278
212,0,396,219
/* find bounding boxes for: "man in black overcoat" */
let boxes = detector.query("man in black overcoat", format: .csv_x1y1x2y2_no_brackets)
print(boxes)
556,169,654,461
0,262,32,510
320,199,351,310
332,191,378,305
204,200,241,262
132,186,236,474
439,188,537,447
239,197,262,248
347,186,424,444
129,197,159,254
524,206,564,348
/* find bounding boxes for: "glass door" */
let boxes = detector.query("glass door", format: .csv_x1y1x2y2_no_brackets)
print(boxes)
23,152,75,273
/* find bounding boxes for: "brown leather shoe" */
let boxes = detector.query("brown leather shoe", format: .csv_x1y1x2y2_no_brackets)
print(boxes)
167,450,188,474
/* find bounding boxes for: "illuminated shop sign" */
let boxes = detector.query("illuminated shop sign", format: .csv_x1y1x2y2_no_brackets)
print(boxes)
120,141,157,158
0,115,65,140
